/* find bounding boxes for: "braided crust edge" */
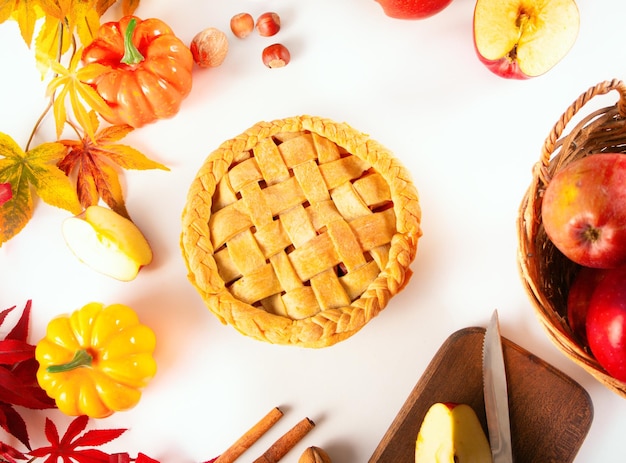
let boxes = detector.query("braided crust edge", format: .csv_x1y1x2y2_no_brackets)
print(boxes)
180,115,422,348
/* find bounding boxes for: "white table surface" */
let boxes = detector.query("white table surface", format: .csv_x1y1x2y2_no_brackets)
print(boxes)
2,0,626,461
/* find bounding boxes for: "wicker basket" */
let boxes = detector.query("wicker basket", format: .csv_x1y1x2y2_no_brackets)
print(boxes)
518,79,626,397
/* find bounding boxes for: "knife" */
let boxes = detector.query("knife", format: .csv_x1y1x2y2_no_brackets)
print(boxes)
483,310,514,463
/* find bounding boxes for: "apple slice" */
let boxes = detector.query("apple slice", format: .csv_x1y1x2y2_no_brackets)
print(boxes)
62,205,153,281
473,0,579,79
415,402,493,463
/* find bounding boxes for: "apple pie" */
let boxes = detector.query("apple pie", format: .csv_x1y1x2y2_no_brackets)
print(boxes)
181,116,422,347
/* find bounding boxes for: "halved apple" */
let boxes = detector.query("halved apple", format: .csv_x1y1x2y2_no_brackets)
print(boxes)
62,205,153,281
473,0,579,79
415,402,493,463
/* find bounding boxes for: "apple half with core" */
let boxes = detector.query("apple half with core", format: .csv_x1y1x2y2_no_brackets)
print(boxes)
473,0,579,79
62,205,153,281
415,402,493,463
587,265,626,383
375,0,454,20
541,153,626,269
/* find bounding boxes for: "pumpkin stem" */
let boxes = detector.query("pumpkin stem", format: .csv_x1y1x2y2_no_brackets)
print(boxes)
121,18,145,65
47,349,93,373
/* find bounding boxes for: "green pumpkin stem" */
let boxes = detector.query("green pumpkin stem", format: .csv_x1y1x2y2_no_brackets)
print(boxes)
47,349,93,373
121,18,145,65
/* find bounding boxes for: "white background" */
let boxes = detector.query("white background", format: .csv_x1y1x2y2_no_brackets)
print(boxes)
1,0,626,461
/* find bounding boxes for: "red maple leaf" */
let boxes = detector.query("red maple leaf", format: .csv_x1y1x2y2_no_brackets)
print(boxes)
0,301,56,449
29,415,127,463
0,441,29,462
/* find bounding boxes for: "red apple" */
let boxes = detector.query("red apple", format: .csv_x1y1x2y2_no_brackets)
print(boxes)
375,0,453,20
0,182,11,206
567,267,609,345
541,153,626,269
473,0,579,79
415,402,493,462
587,265,626,382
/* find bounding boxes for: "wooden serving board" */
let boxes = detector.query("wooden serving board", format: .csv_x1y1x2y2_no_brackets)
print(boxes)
369,327,594,463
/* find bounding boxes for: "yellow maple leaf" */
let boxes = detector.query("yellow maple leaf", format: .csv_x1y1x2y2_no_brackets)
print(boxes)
0,0,14,23
69,0,100,47
10,0,44,46
46,49,116,140
58,117,169,218
34,14,72,75
0,132,81,246
34,0,100,75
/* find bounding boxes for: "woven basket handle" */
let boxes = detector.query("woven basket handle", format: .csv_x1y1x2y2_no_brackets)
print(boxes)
540,78,626,169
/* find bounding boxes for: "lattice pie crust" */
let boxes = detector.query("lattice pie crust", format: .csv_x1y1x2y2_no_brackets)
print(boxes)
181,116,421,347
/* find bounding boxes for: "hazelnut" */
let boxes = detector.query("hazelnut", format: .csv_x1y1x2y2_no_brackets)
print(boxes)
256,12,281,37
190,27,229,68
299,446,332,463
230,12,254,38
262,43,290,68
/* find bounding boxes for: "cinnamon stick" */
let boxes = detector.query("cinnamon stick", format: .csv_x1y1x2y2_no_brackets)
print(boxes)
252,417,316,463
214,407,284,463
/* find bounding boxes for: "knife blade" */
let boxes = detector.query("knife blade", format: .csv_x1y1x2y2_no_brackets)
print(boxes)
483,310,513,463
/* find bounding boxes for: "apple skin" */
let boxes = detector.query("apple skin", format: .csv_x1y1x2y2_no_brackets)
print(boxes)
567,267,609,346
0,182,11,206
375,0,453,20
542,153,626,269
62,205,153,281
472,40,529,80
415,402,493,463
586,265,626,382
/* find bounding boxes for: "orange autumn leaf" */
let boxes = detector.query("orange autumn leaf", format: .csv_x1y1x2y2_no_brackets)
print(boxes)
58,118,169,218
95,0,139,16
0,132,81,246
121,0,139,15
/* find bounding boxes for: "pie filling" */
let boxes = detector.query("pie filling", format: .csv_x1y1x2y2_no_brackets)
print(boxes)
207,130,396,320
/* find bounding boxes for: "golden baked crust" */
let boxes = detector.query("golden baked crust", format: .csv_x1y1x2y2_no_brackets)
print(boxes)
181,116,421,347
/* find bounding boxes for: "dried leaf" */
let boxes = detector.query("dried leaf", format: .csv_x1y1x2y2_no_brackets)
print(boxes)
0,132,81,245
59,122,168,217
